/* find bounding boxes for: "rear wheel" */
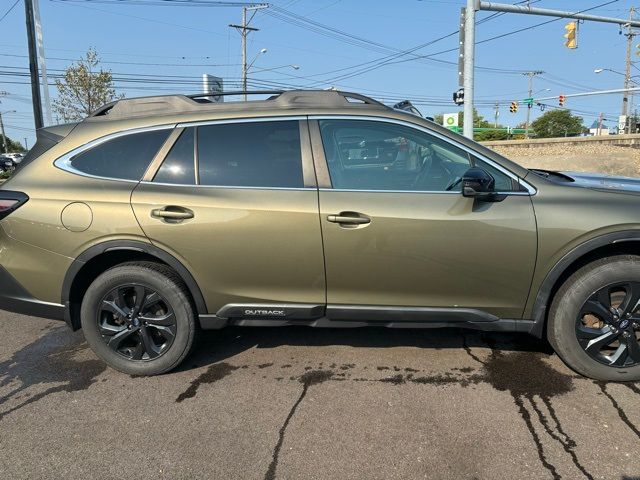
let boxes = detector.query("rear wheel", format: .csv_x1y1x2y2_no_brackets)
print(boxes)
81,262,197,375
548,255,640,381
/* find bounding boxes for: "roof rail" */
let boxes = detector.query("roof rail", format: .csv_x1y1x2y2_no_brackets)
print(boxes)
88,89,388,120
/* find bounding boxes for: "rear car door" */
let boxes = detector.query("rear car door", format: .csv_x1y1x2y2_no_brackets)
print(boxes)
311,117,537,320
131,118,326,318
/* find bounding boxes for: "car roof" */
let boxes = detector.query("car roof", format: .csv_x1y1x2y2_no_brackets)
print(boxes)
87,90,391,121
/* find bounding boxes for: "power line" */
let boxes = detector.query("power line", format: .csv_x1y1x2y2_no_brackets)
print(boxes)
0,0,20,23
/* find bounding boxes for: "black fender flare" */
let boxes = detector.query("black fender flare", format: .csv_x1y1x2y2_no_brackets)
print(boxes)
61,240,208,316
529,229,640,337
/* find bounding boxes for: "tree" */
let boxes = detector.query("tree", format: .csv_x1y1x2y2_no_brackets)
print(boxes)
53,48,122,122
531,109,585,138
0,135,25,154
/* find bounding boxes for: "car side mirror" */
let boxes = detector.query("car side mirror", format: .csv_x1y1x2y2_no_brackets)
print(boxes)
462,167,495,199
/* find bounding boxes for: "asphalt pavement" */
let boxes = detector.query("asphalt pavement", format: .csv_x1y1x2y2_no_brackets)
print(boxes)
1,311,639,480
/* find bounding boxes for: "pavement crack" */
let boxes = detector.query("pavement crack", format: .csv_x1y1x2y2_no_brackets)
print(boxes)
264,370,332,480
597,382,640,439
175,362,238,403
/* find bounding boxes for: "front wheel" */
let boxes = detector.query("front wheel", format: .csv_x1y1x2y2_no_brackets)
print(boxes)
81,261,197,376
548,255,640,381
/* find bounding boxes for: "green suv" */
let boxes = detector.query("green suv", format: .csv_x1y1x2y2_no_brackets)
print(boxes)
2,90,640,380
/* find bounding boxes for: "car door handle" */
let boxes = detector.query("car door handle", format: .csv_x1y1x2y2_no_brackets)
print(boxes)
327,212,371,225
151,207,194,220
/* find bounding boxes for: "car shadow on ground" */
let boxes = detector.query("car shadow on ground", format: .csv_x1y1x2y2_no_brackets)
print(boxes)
177,326,554,373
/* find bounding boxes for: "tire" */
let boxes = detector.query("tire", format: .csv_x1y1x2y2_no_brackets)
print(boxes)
548,255,640,382
81,261,197,376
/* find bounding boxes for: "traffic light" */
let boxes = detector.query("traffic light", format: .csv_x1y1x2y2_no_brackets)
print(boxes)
559,95,566,107
564,22,577,49
510,101,519,113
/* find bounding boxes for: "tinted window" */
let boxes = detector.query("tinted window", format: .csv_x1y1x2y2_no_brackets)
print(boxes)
154,128,195,184
70,129,170,181
197,121,303,188
319,120,515,192
474,158,516,191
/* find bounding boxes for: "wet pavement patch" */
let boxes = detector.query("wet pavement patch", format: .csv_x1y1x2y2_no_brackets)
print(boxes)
175,362,239,403
478,349,588,480
0,326,105,421
597,382,640,439
264,370,333,480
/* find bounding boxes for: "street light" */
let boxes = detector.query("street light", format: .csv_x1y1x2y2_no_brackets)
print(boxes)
246,48,267,72
0,110,17,153
595,67,639,133
243,48,267,100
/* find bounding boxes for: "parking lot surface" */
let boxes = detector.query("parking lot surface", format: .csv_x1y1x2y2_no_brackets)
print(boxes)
1,312,639,480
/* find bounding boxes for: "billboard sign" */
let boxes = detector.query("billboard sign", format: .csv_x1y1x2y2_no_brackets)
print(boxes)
202,74,224,102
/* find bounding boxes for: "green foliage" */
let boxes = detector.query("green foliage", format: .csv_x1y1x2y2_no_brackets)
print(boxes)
0,136,25,154
433,109,508,141
53,48,123,122
531,109,585,138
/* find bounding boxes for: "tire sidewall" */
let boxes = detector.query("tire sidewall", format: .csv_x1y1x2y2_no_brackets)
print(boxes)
549,256,640,381
81,264,195,376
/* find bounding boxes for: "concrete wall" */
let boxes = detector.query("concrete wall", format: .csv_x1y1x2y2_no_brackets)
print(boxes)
481,134,640,150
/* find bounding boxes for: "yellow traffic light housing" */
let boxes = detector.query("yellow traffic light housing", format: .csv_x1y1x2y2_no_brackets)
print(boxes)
564,22,578,49
509,101,518,113
559,95,566,107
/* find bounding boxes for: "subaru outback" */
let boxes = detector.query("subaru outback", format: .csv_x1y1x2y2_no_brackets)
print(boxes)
1,90,640,380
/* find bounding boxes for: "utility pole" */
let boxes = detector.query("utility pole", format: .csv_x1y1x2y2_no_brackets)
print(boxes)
596,112,604,135
24,137,28,150
230,4,268,101
0,112,6,153
493,102,499,128
623,7,636,133
524,71,544,139
24,0,43,130
32,0,52,126
462,0,476,139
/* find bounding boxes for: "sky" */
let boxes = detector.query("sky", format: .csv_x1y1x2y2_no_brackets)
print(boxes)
1,0,639,148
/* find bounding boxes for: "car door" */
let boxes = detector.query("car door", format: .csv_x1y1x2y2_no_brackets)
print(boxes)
131,118,326,318
310,117,537,320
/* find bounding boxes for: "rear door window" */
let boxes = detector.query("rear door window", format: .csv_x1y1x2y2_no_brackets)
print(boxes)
197,120,303,188
69,129,170,181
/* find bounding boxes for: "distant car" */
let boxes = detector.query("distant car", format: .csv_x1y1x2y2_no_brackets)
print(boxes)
3,153,24,164
0,156,15,172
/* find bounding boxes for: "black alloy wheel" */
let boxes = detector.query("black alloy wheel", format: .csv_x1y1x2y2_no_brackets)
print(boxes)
576,282,640,367
98,284,177,361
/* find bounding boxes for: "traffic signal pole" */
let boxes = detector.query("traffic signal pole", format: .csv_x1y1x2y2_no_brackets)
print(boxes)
476,2,640,27
462,0,476,139
524,71,543,139
462,1,640,140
